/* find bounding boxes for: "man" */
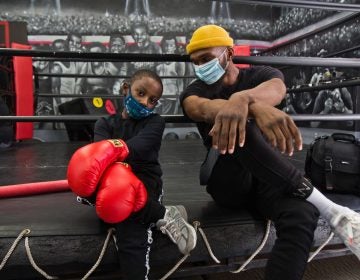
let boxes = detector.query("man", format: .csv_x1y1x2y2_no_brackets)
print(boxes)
311,87,354,128
52,33,86,103
108,34,129,97
180,25,360,280
32,45,57,129
127,23,162,73
67,33,84,53
156,35,185,115
76,42,117,95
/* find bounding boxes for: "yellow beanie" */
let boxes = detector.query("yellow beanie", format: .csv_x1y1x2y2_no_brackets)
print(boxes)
186,25,233,54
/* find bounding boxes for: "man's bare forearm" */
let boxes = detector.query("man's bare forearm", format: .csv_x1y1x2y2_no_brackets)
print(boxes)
231,78,286,109
193,98,228,123
183,79,286,124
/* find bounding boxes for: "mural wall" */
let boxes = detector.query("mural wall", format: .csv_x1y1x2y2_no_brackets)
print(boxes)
267,15,360,131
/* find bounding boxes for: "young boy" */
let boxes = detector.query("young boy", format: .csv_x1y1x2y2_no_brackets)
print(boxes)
67,69,196,280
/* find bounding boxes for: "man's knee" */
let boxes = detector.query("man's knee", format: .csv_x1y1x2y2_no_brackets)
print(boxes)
275,199,320,234
294,201,320,227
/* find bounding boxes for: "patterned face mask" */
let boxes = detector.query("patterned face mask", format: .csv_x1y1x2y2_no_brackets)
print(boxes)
193,49,228,85
124,88,154,120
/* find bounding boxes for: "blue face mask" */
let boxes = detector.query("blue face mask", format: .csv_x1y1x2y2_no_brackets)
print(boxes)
124,89,154,120
193,49,228,85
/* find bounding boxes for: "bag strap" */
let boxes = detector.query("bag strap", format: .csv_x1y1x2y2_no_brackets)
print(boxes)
331,133,355,143
324,138,334,191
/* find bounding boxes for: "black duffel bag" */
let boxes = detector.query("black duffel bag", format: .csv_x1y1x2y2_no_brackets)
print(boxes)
305,133,360,196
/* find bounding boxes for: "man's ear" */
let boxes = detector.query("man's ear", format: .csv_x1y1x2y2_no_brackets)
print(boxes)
227,47,234,59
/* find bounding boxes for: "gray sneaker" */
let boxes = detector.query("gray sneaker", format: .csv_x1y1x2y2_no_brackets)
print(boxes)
156,205,197,255
329,207,360,260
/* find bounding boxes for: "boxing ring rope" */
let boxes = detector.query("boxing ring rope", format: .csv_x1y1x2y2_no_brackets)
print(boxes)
35,94,185,99
32,77,360,96
36,94,125,99
35,73,197,79
220,0,360,12
287,78,360,94
2,48,360,67
1,114,360,123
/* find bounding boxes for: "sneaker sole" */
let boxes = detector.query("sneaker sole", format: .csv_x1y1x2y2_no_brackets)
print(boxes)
174,205,197,255
182,219,197,255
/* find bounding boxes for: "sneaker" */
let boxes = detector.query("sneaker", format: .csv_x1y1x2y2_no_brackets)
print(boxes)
329,207,360,260
156,205,197,255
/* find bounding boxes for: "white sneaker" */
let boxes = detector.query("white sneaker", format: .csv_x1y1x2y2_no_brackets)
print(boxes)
156,205,197,255
329,207,360,260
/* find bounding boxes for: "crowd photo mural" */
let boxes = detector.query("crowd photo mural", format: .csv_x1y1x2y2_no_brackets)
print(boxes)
278,65,359,131
0,0,359,137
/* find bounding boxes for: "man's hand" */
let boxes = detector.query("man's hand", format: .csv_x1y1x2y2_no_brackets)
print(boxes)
209,96,249,154
324,97,333,113
250,102,302,156
333,95,345,113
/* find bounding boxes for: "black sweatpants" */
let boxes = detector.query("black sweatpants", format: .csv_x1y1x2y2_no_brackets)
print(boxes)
115,174,165,280
207,121,319,280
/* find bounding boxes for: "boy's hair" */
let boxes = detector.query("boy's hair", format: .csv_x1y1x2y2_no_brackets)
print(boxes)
131,69,163,93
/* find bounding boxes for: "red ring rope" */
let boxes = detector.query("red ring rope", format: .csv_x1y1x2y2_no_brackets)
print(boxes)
0,180,70,198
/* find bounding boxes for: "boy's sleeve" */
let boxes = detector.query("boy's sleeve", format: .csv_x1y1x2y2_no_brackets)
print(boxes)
93,117,112,142
126,114,165,157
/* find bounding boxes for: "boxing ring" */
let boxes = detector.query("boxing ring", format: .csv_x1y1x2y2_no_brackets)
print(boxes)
1,49,360,279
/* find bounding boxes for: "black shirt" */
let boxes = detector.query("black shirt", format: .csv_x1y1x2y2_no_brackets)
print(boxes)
94,113,165,180
180,66,284,149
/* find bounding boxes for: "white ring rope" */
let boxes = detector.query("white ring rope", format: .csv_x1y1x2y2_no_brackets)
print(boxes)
231,220,272,273
24,237,58,279
159,219,223,280
307,232,335,262
193,221,221,264
0,221,335,279
81,227,115,280
159,254,190,280
0,229,58,279
0,229,30,270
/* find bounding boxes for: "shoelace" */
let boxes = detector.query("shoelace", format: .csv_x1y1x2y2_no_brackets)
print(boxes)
160,218,183,243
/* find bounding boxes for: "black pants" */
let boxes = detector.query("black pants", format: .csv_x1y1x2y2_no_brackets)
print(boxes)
115,174,165,280
207,121,319,280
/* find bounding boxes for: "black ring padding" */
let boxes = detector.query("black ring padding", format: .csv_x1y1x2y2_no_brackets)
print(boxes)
0,48,190,62
36,94,124,98
225,0,360,12
287,78,360,94
36,93,179,98
35,73,197,79
32,57,123,62
35,73,131,79
3,48,360,67
1,114,360,123
324,44,360,58
0,115,192,123
232,56,360,67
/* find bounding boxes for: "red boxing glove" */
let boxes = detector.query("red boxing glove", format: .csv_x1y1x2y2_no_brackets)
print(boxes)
67,139,129,198
96,162,148,224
